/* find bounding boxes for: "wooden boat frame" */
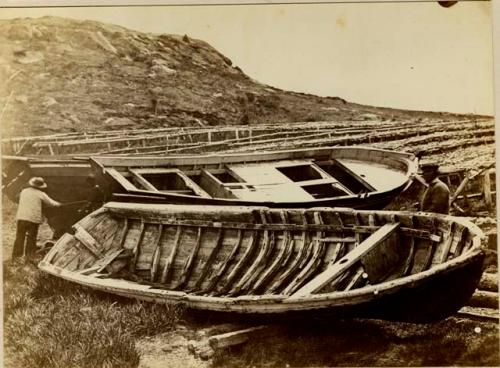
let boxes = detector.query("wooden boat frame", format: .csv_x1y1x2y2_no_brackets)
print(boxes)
39,203,485,323
92,146,418,210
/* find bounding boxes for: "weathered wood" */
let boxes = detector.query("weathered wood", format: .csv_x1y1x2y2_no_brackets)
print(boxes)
478,273,499,292
204,229,244,294
401,216,415,276
232,211,275,294
360,221,400,284
192,228,224,291
282,212,326,295
467,290,499,309
253,213,294,293
431,221,454,266
73,224,103,257
175,227,203,289
266,235,312,294
208,325,273,350
290,222,400,298
128,169,159,192
344,266,366,291
96,249,124,273
219,231,259,294
483,169,492,209
160,225,182,284
457,306,499,322
129,220,145,273
150,224,163,281
117,218,129,248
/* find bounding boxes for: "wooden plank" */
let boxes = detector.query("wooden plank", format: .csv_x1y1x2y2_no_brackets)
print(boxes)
290,222,400,298
117,218,129,248
108,209,437,241
204,229,244,294
208,325,273,350
150,224,164,282
191,228,225,291
96,249,125,273
483,169,492,209
457,306,499,322
266,235,311,294
344,266,366,291
401,216,415,276
431,221,453,266
253,212,293,293
282,212,326,295
218,231,259,295
360,218,400,284
73,224,104,257
160,225,182,284
128,170,160,192
129,220,145,273
175,227,203,289
106,168,137,191
231,211,276,295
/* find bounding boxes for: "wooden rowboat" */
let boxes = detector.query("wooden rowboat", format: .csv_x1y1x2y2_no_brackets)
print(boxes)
92,146,418,210
39,202,485,323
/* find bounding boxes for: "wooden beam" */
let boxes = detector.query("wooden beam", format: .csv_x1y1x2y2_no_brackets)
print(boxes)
482,169,492,209
106,168,137,191
128,170,159,192
73,224,104,257
289,222,400,298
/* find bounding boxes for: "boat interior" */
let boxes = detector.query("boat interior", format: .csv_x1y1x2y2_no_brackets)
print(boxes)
102,158,406,201
43,204,480,299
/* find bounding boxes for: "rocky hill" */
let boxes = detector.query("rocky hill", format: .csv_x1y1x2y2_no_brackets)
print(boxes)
0,16,481,138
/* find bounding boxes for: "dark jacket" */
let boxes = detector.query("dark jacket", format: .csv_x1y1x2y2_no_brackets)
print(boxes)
420,178,450,214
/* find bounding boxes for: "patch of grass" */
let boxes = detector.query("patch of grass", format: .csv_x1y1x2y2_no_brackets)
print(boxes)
213,318,499,367
3,261,184,368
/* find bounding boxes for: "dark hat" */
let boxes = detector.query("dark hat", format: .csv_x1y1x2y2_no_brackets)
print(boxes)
419,162,441,175
29,177,47,189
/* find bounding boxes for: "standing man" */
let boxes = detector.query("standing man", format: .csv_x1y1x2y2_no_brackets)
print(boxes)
12,177,61,260
420,163,450,214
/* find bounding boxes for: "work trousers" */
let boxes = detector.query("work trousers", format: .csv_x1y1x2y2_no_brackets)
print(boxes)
12,220,39,259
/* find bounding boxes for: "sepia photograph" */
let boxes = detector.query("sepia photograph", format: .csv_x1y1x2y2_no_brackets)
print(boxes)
1,1,498,367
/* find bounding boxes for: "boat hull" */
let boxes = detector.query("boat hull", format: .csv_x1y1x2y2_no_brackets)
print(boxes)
39,203,485,323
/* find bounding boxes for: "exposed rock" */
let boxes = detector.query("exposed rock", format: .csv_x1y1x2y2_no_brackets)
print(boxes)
89,30,118,54
15,51,44,64
104,117,135,128
42,97,57,107
14,95,28,104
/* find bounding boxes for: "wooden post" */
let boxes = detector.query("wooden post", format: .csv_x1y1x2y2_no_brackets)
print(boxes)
482,169,492,210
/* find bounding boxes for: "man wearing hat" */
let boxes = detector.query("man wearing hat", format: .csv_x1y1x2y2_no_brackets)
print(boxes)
12,177,61,260
420,163,450,214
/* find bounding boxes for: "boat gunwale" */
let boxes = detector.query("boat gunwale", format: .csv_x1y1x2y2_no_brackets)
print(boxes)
91,146,418,204
38,248,484,312
38,204,485,313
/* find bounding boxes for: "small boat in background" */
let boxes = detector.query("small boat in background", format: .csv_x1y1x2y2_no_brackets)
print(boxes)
39,202,485,323
92,146,418,210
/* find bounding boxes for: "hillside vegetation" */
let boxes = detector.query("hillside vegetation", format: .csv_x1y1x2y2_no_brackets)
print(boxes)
0,16,479,138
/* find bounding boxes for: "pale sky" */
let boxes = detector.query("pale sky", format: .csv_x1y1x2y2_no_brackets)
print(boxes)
0,1,494,115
